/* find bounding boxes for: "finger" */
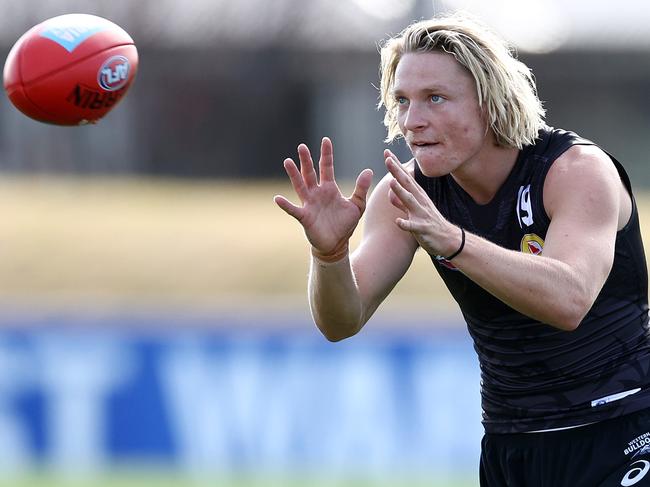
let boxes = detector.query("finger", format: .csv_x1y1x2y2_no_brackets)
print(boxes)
385,156,426,203
395,217,428,234
384,149,402,166
274,194,305,221
385,155,411,180
385,150,418,178
395,217,414,232
349,168,373,210
297,144,318,188
388,187,408,214
389,176,420,212
283,158,310,202
319,137,335,183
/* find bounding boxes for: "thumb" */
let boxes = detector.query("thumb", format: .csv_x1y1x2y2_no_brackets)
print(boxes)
274,195,304,221
349,168,374,209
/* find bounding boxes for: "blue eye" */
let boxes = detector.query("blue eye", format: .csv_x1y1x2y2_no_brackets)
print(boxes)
397,96,408,105
430,95,444,104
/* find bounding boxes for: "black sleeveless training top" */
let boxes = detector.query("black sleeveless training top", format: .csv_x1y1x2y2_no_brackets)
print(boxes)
414,127,650,433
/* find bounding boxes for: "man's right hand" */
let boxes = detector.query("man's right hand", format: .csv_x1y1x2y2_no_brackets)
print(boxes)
274,137,373,262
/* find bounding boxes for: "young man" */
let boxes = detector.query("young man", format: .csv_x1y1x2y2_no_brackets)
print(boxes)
274,14,650,486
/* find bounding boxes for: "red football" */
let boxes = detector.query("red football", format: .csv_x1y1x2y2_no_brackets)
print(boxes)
3,13,138,125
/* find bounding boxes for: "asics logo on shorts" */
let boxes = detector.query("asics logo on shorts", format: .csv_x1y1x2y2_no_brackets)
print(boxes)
621,460,650,486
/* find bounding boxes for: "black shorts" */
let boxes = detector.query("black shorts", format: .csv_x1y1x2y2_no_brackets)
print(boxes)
480,408,650,487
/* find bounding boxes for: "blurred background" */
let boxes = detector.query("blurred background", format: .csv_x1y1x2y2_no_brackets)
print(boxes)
0,0,649,486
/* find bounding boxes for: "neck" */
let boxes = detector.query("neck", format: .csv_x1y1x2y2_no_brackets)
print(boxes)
450,144,520,205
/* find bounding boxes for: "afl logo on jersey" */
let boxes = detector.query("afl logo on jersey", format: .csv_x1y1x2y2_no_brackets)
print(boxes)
520,233,544,255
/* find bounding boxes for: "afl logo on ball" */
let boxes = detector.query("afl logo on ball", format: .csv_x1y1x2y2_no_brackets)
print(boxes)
97,56,130,91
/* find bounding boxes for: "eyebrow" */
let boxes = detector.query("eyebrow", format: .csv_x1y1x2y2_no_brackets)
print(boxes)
391,85,450,97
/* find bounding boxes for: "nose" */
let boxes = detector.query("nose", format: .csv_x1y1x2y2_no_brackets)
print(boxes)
402,102,428,132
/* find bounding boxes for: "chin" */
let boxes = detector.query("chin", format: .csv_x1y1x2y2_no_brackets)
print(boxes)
415,158,451,178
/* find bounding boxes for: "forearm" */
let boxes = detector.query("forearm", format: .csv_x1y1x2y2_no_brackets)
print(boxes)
454,233,599,331
308,254,365,341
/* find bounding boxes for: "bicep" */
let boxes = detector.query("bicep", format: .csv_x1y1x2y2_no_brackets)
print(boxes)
351,174,419,321
542,146,621,295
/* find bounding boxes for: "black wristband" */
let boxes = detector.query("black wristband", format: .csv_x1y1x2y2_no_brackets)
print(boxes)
445,227,465,261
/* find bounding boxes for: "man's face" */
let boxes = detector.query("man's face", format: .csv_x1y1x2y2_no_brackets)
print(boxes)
393,51,492,177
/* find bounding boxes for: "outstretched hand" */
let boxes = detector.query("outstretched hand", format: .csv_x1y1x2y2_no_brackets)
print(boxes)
274,137,373,260
384,149,460,258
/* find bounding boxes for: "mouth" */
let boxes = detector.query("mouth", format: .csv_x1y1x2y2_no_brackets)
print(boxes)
410,142,439,148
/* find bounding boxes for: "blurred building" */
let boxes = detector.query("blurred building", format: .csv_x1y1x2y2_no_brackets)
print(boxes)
0,0,649,183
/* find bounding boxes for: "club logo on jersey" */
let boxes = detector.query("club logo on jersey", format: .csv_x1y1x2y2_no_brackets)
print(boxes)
516,184,533,228
520,233,544,255
633,445,650,459
624,431,650,457
98,56,130,91
435,255,459,271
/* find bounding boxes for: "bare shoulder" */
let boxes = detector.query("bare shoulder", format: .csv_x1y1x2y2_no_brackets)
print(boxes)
549,144,617,178
544,145,621,218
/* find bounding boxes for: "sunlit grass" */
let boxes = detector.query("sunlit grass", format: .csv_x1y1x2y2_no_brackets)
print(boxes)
0,176,453,312
2,175,649,316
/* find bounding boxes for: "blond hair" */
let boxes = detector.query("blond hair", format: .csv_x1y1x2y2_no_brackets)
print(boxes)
378,14,545,148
